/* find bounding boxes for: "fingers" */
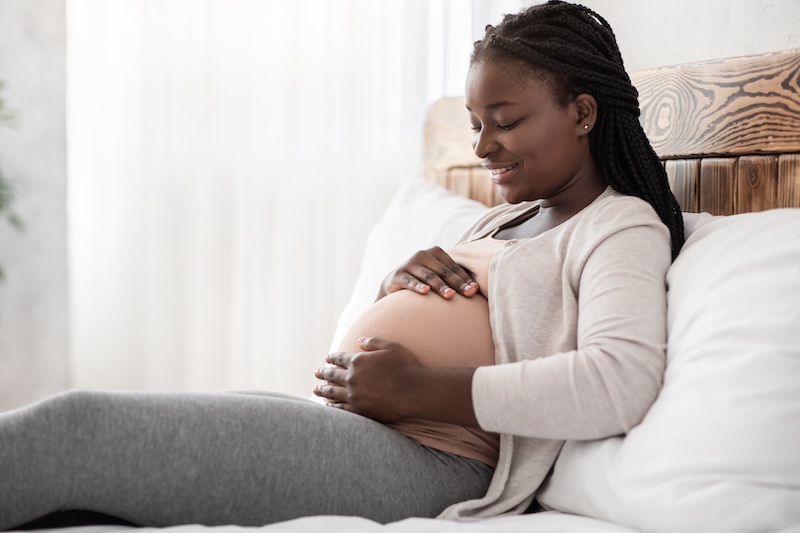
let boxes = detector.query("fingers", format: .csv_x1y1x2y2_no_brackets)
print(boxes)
312,381,349,404
325,350,355,368
314,363,345,383
356,336,390,351
397,272,432,295
313,341,383,405
387,247,479,299
313,363,349,404
412,247,479,298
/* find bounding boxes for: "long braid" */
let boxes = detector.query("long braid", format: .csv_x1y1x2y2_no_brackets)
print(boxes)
473,1,685,259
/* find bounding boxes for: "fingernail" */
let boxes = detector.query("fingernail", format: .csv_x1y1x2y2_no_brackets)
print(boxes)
357,336,366,343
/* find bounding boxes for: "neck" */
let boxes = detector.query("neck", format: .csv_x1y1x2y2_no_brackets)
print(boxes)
537,164,607,219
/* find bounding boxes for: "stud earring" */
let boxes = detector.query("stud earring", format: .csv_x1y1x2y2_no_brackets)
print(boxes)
583,124,589,130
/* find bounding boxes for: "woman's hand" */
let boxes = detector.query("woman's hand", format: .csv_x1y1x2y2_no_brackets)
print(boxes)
377,246,479,300
313,337,422,422
313,337,479,427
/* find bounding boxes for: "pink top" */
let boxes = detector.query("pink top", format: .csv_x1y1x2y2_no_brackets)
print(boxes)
337,237,506,466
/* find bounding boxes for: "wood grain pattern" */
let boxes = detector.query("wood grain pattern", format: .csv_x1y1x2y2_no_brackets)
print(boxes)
665,159,699,212
736,156,778,212
631,49,800,159
446,167,472,199
777,153,800,208
699,158,737,215
469,167,498,207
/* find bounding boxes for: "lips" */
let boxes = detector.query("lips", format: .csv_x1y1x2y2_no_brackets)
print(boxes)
490,165,515,174
484,163,518,184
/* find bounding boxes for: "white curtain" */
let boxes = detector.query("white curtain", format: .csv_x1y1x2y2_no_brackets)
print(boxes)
67,0,527,398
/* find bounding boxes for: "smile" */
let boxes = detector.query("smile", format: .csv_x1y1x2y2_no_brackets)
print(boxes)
487,164,518,184
490,166,516,175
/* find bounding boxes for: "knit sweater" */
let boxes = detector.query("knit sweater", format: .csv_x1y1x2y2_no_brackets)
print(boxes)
439,187,671,520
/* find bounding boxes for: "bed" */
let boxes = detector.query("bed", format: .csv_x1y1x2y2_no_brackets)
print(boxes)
17,49,800,533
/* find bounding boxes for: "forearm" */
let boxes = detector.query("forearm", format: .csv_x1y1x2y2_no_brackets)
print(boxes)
407,366,479,427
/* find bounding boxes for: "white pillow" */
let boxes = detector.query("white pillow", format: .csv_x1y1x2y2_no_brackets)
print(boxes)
328,175,490,352
537,209,800,533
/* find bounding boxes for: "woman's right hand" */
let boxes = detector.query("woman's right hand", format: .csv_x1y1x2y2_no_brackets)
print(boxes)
377,246,479,300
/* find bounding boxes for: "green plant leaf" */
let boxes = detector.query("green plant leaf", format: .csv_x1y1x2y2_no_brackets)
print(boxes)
8,213,24,231
0,78,23,282
0,181,11,212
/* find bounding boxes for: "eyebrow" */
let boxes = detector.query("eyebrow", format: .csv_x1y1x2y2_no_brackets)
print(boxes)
465,100,517,112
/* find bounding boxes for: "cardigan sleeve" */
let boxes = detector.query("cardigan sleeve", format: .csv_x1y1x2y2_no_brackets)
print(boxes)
471,201,671,439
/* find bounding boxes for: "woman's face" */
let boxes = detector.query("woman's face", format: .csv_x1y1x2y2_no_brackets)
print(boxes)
466,59,598,205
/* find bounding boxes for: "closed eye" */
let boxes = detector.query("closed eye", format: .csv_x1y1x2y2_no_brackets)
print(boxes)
498,119,522,131
471,118,523,132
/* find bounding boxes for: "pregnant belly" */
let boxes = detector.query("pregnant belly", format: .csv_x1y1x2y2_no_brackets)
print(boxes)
337,290,495,368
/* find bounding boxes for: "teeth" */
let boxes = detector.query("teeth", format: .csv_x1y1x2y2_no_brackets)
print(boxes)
490,166,515,175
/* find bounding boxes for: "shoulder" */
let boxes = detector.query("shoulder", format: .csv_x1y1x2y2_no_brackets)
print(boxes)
586,188,662,224
569,188,671,274
574,188,669,244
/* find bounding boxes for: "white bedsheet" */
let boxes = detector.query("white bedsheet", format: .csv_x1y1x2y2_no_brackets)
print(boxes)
21,512,643,533
19,511,800,533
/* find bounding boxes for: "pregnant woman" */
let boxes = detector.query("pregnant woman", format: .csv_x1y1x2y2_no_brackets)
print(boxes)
0,1,683,528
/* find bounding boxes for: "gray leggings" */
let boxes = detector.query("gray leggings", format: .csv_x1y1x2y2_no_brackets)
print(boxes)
0,389,494,529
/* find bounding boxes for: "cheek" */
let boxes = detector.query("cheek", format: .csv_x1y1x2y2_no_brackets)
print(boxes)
538,120,578,159
513,124,566,163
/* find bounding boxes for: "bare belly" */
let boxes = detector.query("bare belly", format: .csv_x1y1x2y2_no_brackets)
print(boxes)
336,289,494,368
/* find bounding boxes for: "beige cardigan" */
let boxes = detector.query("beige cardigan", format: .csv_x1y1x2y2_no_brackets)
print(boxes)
439,187,671,520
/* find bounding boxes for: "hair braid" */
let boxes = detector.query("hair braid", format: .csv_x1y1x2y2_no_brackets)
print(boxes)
472,0,684,259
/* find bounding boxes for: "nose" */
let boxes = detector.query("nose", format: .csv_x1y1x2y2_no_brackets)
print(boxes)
472,128,497,159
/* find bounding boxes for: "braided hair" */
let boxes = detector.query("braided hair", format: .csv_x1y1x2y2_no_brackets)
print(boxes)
472,0,684,259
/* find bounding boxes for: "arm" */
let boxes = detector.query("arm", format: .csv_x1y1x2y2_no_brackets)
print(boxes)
473,220,671,439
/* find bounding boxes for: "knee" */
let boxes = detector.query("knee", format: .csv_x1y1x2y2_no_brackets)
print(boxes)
36,389,112,428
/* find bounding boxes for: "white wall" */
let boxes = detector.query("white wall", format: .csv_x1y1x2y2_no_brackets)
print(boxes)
578,0,800,72
0,0,68,410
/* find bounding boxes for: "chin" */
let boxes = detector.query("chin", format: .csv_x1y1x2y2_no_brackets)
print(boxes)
498,188,535,205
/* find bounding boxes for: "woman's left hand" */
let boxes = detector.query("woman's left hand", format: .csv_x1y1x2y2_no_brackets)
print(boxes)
313,337,423,422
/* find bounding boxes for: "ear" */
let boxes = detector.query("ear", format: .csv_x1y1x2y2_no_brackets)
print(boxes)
574,93,598,135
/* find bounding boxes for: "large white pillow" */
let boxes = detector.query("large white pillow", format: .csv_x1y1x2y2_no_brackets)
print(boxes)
328,175,489,352
537,209,800,533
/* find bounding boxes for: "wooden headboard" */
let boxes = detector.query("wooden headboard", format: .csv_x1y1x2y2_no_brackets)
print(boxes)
423,49,800,214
